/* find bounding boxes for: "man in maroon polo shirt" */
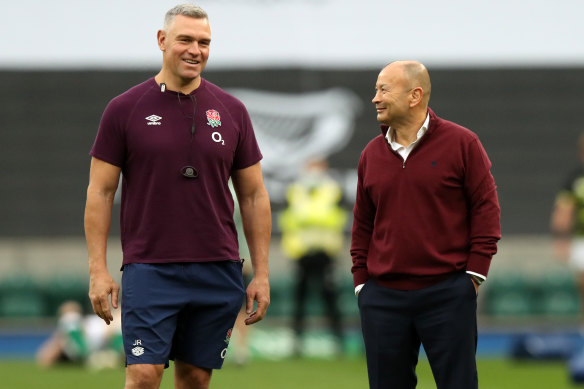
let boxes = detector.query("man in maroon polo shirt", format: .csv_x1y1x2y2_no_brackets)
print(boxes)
84,4,271,389
351,61,500,388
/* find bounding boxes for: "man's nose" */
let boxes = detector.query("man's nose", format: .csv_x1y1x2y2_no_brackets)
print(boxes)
188,42,201,55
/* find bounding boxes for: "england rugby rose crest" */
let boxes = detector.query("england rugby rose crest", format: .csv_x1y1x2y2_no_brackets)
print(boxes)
206,109,221,128
224,328,233,345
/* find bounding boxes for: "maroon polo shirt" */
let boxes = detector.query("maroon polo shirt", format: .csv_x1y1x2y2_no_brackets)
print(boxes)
91,78,262,266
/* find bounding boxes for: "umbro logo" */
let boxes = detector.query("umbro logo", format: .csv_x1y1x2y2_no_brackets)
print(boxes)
145,115,162,125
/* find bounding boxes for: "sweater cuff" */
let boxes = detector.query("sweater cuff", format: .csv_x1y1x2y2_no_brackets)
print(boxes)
466,253,492,278
352,268,369,288
466,271,486,281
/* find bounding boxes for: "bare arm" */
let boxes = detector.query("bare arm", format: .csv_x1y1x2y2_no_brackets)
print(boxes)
231,162,271,325
84,157,121,325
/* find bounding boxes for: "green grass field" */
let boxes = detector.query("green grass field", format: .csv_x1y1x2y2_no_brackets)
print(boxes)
0,357,582,389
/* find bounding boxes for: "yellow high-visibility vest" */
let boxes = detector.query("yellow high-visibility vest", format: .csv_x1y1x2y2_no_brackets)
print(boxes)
279,177,347,260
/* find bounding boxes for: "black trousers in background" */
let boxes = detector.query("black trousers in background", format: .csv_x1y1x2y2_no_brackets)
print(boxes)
358,271,478,389
292,251,343,346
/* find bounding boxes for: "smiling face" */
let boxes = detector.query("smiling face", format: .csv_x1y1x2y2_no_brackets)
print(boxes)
371,64,412,126
157,14,211,90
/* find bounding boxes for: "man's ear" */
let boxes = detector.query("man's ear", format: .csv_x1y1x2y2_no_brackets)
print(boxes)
157,30,167,51
409,87,424,108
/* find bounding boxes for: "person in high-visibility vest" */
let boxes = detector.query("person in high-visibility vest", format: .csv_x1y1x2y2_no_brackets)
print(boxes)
279,159,347,356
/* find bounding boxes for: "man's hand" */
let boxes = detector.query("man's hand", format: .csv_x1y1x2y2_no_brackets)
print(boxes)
88,270,120,325
244,276,270,325
471,277,479,294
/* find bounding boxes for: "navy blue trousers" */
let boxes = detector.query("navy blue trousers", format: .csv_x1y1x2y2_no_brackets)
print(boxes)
358,272,478,389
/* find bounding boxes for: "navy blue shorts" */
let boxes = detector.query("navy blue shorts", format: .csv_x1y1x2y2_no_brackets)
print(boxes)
121,261,245,369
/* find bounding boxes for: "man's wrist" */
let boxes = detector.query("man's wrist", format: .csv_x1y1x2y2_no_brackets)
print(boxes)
252,270,270,279
469,274,484,286
88,260,109,275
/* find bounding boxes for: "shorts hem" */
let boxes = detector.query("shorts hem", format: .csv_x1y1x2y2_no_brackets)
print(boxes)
126,359,171,369
172,356,224,370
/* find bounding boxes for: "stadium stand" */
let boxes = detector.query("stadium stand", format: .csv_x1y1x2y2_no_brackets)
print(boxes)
483,268,580,317
42,274,91,316
0,274,91,319
0,275,46,318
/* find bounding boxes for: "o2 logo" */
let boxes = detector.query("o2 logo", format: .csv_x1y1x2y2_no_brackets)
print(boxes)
212,131,225,145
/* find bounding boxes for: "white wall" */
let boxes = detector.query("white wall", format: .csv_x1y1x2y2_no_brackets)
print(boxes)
3,0,584,69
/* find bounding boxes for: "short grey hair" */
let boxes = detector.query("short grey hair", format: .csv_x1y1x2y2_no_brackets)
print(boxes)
164,4,208,30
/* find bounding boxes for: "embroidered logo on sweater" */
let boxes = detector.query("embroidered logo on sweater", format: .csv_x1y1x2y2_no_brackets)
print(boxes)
206,110,221,128
145,115,162,125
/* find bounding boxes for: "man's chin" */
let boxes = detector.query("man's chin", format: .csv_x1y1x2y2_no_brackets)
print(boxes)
179,66,205,80
176,72,201,84
376,114,389,124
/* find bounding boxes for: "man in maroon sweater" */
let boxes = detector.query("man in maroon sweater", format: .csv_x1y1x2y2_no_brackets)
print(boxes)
351,61,500,388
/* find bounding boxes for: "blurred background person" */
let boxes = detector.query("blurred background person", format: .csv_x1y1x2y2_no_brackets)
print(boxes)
35,301,123,369
551,133,584,301
279,159,348,357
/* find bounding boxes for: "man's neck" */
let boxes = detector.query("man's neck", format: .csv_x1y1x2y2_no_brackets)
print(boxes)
154,71,201,94
390,111,427,147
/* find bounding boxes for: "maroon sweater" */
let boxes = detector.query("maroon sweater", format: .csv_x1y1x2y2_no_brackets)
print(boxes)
350,108,501,290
